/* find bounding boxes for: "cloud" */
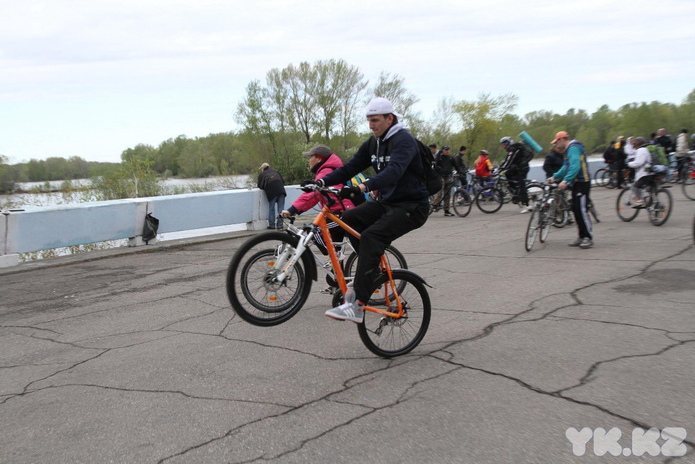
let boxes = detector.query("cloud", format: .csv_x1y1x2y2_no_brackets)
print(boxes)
1,0,694,162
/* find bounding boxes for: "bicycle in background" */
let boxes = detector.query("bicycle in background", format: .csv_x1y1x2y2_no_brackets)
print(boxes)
616,172,673,226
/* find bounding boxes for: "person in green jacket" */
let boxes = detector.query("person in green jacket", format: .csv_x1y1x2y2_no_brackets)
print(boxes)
548,131,593,249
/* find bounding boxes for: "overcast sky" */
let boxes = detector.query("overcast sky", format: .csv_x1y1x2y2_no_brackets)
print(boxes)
2,0,694,164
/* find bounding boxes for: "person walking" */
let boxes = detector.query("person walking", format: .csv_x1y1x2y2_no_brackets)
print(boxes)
309,97,430,323
548,131,593,249
257,162,286,230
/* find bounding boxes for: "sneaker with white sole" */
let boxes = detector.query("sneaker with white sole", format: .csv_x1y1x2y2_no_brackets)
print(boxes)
325,300,364,323
520,205,533,214
579,238,594,249
568,237,583,247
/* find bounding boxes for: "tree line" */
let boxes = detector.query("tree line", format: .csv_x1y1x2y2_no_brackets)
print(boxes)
2,58,694,194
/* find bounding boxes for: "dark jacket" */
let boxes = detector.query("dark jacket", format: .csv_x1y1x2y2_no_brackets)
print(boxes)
656,134,673,153
499,142,530,171
435,152,457,178
543,150,564,178
320,123,429,204
257,167,286,200
454,153,467,174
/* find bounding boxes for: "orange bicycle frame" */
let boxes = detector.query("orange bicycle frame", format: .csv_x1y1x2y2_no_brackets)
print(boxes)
313,205,406,319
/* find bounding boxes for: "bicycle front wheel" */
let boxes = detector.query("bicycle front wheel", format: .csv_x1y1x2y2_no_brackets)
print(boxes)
539,206,551,243
649,187,673,226
616,188,640,222
357,270,431,358
475,187,504,214
525,206,540,251
452,189,472,217
226,232,312,326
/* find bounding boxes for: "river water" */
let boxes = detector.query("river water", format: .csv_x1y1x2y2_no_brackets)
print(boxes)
2,175,253,210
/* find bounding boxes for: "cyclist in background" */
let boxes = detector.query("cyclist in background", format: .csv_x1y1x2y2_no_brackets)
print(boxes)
474,150,493,186
499,136,532,213
627,137,653,207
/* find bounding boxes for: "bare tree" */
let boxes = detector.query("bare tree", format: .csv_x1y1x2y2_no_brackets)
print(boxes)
370,72,420,118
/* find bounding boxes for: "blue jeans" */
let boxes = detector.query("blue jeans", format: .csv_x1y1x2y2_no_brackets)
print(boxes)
267,195,285,228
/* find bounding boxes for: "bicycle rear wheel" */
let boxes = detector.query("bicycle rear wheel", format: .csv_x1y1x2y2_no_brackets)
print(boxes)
226,232,312,326
357,270,431,358
452,189,472,217
551,195,570,228
594,168,608,187
616,188,640,222
525,206,540,251
648,187,673,226
605,170,619,189
475,187,504,214
344,246,408,305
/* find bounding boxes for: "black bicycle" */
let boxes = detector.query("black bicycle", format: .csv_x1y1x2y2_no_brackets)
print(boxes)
616,175,673,226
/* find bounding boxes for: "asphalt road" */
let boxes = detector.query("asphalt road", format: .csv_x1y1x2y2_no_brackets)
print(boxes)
1,185,694,464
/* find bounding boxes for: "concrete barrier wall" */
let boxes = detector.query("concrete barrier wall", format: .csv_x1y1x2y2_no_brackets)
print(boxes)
0,160,606,267
0,187,303,267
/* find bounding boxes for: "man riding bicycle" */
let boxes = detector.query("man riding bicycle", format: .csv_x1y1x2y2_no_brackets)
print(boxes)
307,97,430,323
499,136,532,213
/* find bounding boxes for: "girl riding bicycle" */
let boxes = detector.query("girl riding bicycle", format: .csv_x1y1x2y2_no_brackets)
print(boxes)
281,144,355,254
627,137,653,208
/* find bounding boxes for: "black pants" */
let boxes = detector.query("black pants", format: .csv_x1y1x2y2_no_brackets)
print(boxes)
571,182,592,239
676,156,689,182
615,159,626,188
506,167,529,205
339,200,429,304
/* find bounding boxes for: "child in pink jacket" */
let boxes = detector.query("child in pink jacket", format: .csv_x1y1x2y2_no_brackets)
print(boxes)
282,144,355,255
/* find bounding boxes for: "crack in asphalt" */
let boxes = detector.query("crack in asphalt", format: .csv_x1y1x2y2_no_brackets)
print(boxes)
1,241,693,462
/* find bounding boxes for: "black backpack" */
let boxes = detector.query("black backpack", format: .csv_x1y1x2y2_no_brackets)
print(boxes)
517,143,534,165
368,136,443,195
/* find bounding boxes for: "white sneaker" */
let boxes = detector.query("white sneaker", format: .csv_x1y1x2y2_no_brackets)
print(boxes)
520,206,533,214
325,300,364,323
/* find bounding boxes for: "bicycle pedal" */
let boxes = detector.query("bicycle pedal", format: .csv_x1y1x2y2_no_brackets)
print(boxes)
320,286,337,295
